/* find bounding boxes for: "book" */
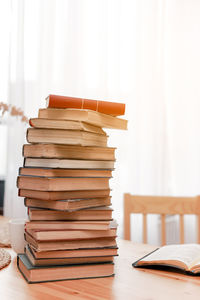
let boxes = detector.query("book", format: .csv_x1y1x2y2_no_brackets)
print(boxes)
23,158,115,169
25,228,117,241
28,207,113,221
132,244,200,275
25,232,117,251
24,197,111,211
17,254,114,283
23,144,116,161
19,167,112,178
18,189,111,200
25,220,113,231
17,176,110,191
25,245,115,266
29,244,118,259
46,94,125,116
38,108,127,130
29,118,106,135
26,128,108,147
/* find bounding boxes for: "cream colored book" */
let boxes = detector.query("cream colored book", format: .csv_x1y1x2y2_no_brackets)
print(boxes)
26,128,108,147
133,244,200,274
29,118,106,135
38,108,128,130
24,158,115,169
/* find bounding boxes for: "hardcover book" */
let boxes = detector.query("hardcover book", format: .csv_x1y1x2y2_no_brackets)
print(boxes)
18,189,111,200
46,94,125,116
23,158,115,170
17,254,114,283
26,128,108,147
17,176,110,191
38,108,127,130
25,245,115,267
25,233,117,251
22,144,116,161
28,206,113,221
19,167,112,178
24,196,111,211
29,118,106,135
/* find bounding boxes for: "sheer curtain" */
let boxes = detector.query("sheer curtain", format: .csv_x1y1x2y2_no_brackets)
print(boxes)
2,0,200,243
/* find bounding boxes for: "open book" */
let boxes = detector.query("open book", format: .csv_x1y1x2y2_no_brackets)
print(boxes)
132,244,200,275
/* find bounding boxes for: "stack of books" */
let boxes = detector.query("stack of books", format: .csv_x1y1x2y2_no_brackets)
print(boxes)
16,95,127,283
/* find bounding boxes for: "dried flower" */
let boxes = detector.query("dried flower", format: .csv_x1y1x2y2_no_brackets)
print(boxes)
0,102,28,123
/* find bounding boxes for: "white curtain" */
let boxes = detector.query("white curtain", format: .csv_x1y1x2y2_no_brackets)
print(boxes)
1,0,200,244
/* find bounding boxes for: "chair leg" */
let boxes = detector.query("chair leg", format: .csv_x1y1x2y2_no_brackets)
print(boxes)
179,215,184,244
124,193,131,240
161,214,166,246
143,214,147,243
197,215,200,244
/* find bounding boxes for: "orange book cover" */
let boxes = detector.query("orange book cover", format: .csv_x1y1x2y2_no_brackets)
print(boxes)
46,95,125,116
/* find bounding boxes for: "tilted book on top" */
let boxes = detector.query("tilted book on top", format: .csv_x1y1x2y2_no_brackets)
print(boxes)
46,94,125,116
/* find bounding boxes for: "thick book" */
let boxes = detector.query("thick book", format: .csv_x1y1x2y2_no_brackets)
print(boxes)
17,254,114,283
25,228,117,241
26,128,108,147
46,94,125,116
17,176,110,191
23,158,115,169
25,232,117,251
132,244,200,275
25,245,115,267
19,167,112,178
25,220,113,231
38,108,127,130
29,118,106,135
24,197,111,211
18,189,111,200
29,244,118,259
28,206,113,221
23,144,116,161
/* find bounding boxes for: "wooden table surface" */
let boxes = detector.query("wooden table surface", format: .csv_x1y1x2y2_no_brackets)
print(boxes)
1,239,200,300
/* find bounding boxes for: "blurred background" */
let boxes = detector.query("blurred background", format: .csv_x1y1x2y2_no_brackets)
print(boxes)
1,0,200,245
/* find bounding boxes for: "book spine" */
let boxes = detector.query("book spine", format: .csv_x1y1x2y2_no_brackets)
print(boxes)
29,119,34,127
46,95,125,116
26,128,30,143
22,145,25,157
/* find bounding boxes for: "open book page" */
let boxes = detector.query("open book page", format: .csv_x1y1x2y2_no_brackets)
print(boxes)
139,244,200,270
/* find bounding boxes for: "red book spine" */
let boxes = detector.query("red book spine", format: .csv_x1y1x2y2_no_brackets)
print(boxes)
46,95,125,116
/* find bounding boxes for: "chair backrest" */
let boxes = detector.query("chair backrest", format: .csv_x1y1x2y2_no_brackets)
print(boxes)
124,193,200,245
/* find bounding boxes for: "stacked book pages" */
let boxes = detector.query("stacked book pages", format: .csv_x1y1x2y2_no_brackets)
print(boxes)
16,94,127,283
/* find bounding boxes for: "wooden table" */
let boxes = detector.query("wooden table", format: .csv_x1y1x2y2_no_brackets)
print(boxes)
1,240,200,300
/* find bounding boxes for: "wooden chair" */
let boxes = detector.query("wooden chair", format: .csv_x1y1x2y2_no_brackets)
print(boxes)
124,193,200,245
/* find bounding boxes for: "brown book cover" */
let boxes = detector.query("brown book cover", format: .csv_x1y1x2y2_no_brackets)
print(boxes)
29,244,118,259
18,189,111,200
28,206,113,221
25,245,116,266
46,94,125,116
17,254,114,283
22,144,116,161
25,220,112,231
19,167,112,178
26,128,108,147
25,228,117,241
17,176,110,191
24,196,111,211
25,232,117,251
